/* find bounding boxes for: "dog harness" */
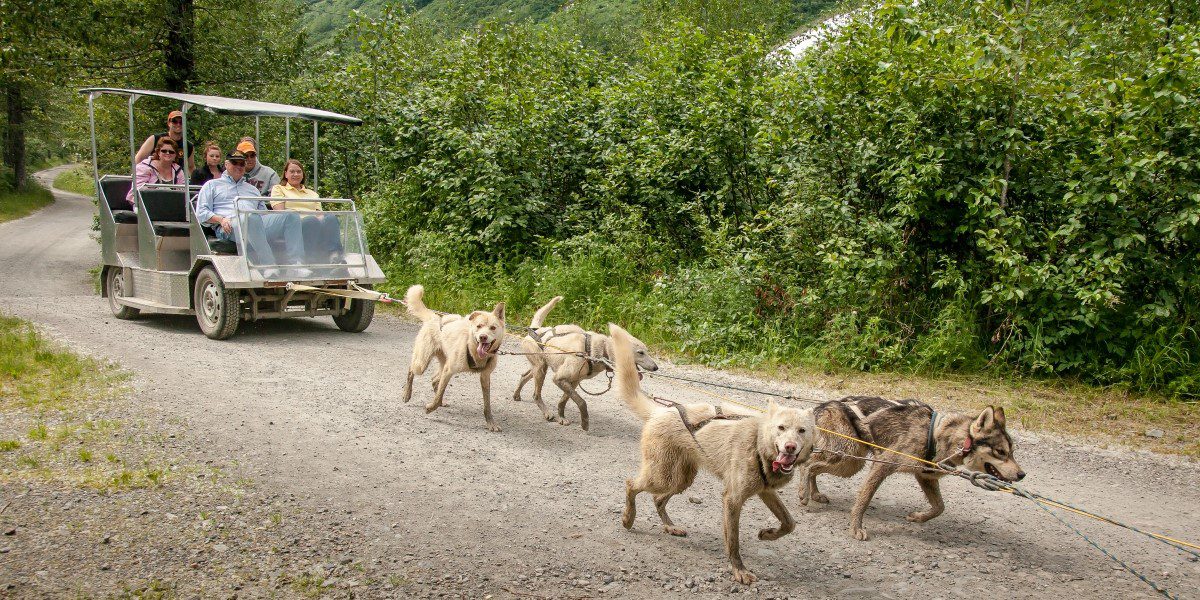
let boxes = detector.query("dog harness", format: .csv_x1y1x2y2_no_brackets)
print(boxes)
652,397,778,485
581,333,611,376
527,328,612,376
924,407,974,468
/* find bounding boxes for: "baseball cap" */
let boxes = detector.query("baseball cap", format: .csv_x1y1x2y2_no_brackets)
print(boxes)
226,150,248,162
236,140,257,154
168,110,183,120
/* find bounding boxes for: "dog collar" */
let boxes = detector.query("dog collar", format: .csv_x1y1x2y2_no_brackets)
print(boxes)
924,409,940,463
465,339,498,370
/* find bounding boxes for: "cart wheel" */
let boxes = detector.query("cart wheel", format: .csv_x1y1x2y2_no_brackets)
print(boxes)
105,266,140,320
333,296,375,333
194,266,240,340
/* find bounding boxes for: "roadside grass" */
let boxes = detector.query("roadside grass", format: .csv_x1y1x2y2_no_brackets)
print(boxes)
53,164,95,197
0,312,180,491
0,182,54,224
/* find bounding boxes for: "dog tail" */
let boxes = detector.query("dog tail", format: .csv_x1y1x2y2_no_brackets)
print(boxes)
530,296,563,328
608,323,656,422
404,285,435,322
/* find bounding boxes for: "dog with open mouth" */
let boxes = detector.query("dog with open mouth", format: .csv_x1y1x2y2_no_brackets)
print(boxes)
799,396,1025,541
401,285,507,432
608,323,815,585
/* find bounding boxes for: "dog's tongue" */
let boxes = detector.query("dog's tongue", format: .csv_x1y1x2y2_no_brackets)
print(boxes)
772,451,798,473
476,341,491,359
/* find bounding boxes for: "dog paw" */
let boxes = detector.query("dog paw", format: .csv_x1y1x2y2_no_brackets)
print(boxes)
543,413,557,422
811,492,830,504
424,403,440,414
579,420,589,432
512,394,522,402
663,526,687,537
906,511,933,523
556,417,571,426
487,423,502,433
758,527,788,541
621,509,635,530
851,527,870,541
732,569,758,585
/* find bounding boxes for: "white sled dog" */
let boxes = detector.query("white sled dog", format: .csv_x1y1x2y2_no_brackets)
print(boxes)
513,296,659,430
402,285,507,432
609,323,815,584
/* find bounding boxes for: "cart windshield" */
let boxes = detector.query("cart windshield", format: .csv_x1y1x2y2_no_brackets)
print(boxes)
230,199,370,280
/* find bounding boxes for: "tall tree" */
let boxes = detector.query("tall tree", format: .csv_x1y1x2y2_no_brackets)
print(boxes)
165,0,197,92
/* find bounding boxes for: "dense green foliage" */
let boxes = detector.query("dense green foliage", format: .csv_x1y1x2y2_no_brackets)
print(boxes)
304,0,1200,397
301,0,839,44
1,0,308,191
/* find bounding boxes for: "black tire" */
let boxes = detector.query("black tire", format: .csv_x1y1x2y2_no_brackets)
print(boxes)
333,296,375,333
193,266,240,340
105,266,140,320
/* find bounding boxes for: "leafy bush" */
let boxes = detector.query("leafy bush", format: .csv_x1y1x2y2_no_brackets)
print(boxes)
306,0,1200,397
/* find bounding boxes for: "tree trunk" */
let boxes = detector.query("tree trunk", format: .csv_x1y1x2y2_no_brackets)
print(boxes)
164,0,195,92
4,83,27,191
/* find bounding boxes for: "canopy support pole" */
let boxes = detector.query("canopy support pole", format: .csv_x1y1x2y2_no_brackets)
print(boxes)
127,95,138,183
313,121,319,190
87,94,99,185
285,118,291,161
255,116,261,157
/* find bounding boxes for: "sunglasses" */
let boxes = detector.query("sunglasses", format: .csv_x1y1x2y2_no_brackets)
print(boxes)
160,149,177,155
169,118,183,124
243,152,257,158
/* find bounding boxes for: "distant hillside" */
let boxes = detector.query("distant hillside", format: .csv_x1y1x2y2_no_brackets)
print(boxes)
302,0,839,45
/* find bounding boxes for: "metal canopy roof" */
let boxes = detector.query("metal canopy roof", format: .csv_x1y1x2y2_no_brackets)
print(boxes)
79,87,362,125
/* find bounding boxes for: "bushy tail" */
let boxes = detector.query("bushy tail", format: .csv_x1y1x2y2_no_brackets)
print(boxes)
404,285,435,322
608,323,656,422
530,296,563,328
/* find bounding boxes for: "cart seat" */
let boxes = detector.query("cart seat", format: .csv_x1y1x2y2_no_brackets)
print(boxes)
112,210,137,224
201,225,239,254
139,188,192,237
154,222,191,236
207,237,238,254
99,177,136,223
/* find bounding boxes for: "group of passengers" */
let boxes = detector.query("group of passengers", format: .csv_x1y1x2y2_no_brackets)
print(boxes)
125,109,343,276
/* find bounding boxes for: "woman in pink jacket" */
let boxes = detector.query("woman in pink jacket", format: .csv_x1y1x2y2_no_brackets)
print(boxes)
125,137,186,209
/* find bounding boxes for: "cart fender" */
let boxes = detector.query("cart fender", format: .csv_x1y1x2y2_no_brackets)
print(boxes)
188,255,252,292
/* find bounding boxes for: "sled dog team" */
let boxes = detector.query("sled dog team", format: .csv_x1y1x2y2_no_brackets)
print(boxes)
402,284,1027,584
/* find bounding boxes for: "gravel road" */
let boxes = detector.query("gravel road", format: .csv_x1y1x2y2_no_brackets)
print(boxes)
1,165,1198,598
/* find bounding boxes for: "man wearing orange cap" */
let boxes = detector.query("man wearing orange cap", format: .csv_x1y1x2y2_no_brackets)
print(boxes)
237,137,279,196
134,109,194,171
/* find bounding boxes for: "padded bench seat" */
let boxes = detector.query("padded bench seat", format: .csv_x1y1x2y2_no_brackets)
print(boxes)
153,221,191,237
201,226,238,254
112,209,137,224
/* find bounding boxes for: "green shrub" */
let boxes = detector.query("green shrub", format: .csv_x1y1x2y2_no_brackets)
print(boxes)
308,0,1200,397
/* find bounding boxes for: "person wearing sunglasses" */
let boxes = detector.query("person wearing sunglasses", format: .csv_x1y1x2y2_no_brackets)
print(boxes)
133,109,195,171
125,137,185,209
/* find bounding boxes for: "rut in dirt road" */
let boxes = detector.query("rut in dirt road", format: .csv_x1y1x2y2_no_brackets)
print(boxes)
1,166,1198,598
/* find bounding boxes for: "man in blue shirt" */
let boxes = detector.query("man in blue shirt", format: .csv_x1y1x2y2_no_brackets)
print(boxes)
194,150,309,278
